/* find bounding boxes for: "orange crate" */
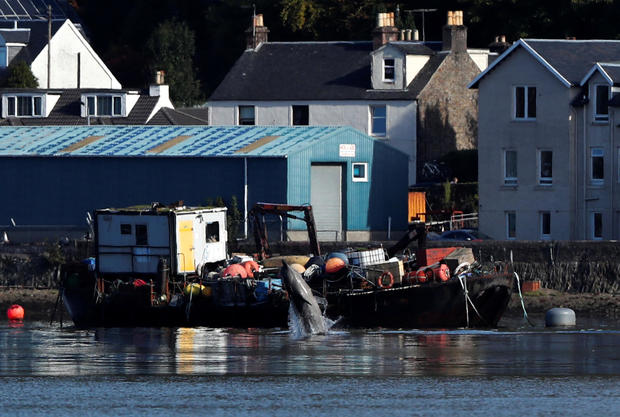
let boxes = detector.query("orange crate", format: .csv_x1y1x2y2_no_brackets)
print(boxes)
522,280,541,292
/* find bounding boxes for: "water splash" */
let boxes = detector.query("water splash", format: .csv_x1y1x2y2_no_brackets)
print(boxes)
288,303,335,339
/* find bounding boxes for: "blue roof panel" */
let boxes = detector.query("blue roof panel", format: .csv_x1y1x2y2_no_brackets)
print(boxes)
0,125,355,157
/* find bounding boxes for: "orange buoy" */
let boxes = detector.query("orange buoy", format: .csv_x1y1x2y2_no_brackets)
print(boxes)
7,304,24,321
377,271,394,289
415,268,427,283
242,260,260,278
221,263,248,279
325,257,346,274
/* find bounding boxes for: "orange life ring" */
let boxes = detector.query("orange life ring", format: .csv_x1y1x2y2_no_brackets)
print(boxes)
377,271,394,289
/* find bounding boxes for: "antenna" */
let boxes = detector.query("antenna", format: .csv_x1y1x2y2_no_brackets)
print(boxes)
405,8,438,42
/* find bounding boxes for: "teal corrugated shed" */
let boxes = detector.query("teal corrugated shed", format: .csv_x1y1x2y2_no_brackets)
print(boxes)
0,125,408,236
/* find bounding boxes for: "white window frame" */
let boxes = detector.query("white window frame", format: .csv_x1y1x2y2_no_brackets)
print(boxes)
370,104,387,137
383,58,395,83
594,84,610,122
538,149,553,186
590,147,604,186
506,211,516,240
82,94,124,117
513,85,536,121
503,149,517,186
591,212,603,240
352,162,369,182
540,211,551,240
238,105,255,125
3,94,44,117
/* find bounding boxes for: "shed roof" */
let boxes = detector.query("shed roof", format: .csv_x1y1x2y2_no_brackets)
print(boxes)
0,125,380,157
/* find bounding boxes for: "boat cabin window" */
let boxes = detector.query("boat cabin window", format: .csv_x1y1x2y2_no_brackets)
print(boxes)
120,224,132,235
206,221,220,242
135,224,148,245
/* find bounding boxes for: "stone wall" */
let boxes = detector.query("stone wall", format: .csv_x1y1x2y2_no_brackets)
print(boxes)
417,51,480,167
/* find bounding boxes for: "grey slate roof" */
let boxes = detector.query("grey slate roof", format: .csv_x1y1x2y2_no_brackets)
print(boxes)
599,64,620,85
148,107,209,125
471,39,620,88
209,41,440,102
525,40,620,85
389,41,436,55
0,89,164,126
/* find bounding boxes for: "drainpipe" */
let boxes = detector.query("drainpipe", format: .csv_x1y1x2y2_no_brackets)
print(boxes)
47,5,51,89
610,107,615,237
583,102,587,239
244,157,248,239
570,107,578,240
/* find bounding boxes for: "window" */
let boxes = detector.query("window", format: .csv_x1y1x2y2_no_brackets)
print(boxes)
352,162,368,182
135,224,148,246
591,148,604,185
592,212,603,240
506,211,516,239
538,150,553,185
514,86,536,120
504,150,517,185
292,105,309,125
206,222,220,242
238,105,255,125
5,95,43,117
540,212,551,240
120,224,132,235
84,95,123,116
370,105,386,136
383,58,395,82
594,84,609,121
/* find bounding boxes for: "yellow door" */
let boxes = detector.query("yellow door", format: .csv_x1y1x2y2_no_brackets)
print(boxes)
178,220,195,273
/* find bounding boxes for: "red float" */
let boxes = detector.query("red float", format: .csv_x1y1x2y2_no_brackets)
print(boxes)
7,304,24,321
221,263,248,279
242,260,260,278
325,257,346,274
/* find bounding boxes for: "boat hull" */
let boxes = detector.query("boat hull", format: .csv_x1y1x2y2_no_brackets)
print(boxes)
325,275,513,328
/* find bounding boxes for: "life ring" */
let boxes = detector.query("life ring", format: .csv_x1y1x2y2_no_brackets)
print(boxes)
377,271,394,289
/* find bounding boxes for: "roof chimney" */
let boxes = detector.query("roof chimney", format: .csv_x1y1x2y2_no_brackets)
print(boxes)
245,13,269,50
442,10,467,53
489,35,510,54
372,12,399,49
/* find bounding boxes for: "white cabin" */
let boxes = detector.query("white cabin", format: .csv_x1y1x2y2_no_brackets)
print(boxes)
95,205,228,276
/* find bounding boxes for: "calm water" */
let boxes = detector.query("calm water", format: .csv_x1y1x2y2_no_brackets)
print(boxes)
1,316,619,416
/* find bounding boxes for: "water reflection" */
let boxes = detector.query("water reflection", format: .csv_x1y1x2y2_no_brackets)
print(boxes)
0,321,618,377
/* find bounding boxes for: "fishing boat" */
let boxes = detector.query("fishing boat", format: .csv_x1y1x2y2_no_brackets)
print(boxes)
61,203,288,328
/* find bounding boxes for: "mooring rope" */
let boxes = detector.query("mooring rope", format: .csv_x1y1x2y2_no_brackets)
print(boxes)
513,271,535,326
455,262,486,327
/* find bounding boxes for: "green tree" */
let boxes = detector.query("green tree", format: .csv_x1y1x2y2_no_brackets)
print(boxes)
145,19,202,106
5,61,38,88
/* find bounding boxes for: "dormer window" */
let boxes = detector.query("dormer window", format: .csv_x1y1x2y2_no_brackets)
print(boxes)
383,58,395,82
84,94,123,117
594,84,609,121
3,95,43,117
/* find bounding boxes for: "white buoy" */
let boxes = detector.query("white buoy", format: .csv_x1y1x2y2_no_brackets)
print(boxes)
545,308,576,327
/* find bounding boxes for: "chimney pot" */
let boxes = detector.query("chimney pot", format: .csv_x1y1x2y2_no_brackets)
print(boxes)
246,13,269,49
443,11,467,52
373,11,399,49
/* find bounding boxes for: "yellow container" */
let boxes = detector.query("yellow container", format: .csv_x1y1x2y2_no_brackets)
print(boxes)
184,283,205,297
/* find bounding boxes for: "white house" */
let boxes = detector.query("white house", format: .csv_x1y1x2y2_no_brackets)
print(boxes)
208,11,493,185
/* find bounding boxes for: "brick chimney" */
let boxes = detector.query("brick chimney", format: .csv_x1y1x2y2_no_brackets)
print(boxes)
245,14,269,50
442,10,467,53
372,12,399,49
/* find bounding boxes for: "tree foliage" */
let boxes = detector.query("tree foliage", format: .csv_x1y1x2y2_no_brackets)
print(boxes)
73,0,620,100
5,61,38,88
145,19,202,106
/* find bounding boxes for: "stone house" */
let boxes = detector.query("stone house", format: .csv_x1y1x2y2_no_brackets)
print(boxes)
470,39,620,240
208,11,492,185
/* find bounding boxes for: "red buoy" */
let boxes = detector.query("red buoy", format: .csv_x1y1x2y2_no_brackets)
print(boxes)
221,263,248,279
7,304,24,321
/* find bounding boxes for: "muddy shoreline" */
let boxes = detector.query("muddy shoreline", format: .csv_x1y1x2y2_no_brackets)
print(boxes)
1,287,618,324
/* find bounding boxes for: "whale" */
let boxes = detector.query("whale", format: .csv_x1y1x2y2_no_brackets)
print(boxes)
280,261,327,335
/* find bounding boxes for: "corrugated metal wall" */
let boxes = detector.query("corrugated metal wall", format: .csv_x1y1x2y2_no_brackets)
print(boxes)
0,156,286,227
287,129,408,232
